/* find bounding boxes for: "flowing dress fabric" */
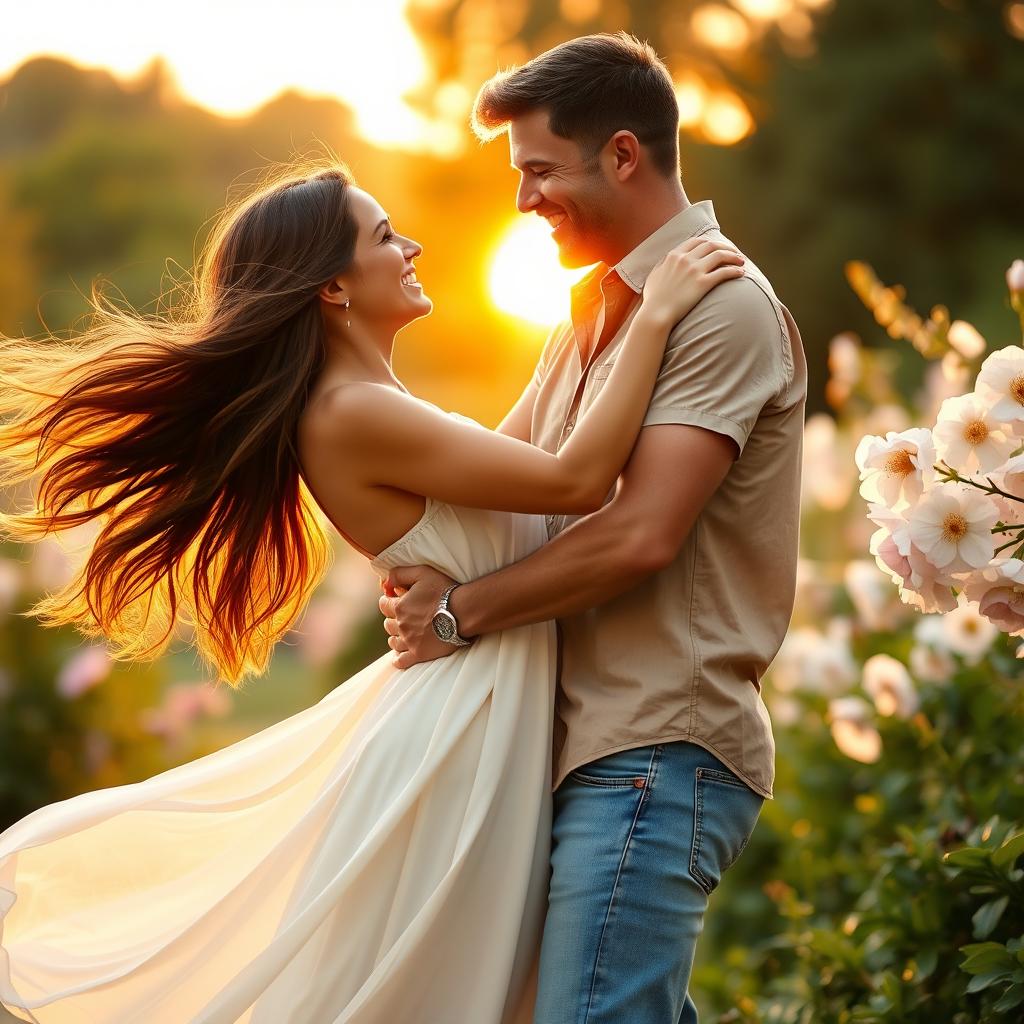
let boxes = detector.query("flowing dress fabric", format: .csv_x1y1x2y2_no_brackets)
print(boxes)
0,414,556,1023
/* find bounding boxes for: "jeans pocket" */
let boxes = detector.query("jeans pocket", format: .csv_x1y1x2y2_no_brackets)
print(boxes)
689,766,764,896
567,745,659,789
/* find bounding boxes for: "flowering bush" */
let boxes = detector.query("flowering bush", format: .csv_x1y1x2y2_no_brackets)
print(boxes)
690,261,1024,1022
856,262,1024,631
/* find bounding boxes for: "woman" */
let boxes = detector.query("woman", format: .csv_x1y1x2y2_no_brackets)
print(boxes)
0,159,744,1023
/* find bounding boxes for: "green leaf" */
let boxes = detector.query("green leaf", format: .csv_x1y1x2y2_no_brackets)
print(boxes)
966,968,1015,993
945,847,991,869
961,943,1015,975
993,984,1024,1013
879,970,902,1008
916,947,939,981
993,833,1024,869
973,895,1010,939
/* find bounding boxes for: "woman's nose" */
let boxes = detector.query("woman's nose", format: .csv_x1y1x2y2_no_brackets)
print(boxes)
404,237,423,258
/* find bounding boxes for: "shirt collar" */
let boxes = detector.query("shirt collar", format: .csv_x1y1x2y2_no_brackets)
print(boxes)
611,200,720,295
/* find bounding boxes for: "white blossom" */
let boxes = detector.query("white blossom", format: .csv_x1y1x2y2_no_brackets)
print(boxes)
844,558,910,631
975,345,1024,430
907,484,999,575
940,594,999,664
770,622,858,697
1007,259,1024,294
862,653,920,718
947,320,986,359
827,696,882,763
933,393,1017,474
855,428,935,510
909,642,955,683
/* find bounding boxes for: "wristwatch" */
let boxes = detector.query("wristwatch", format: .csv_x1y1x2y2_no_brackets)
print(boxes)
431,582,475,646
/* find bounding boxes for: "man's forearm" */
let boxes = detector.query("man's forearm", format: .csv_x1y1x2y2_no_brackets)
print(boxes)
451,506,664,636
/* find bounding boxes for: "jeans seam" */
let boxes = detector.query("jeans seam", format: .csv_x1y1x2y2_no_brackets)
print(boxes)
583,744,662,1023
698,767,747,789
568,772,642,788
690,769,715,896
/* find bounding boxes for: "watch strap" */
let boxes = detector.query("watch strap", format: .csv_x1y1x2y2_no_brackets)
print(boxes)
434,582,473,646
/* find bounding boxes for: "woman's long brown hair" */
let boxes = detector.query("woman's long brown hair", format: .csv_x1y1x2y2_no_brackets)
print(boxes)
0,158,361,687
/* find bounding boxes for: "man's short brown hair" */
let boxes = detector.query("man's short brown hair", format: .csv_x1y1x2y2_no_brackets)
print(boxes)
472,32,680,178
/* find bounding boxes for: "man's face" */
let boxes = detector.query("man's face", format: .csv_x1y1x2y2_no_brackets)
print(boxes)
508,109,616,269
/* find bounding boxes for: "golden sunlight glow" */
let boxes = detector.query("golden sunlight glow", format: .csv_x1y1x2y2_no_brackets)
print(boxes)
731,0,794,18
675,75,707,128
2,1,458,154
1006,3,1024,39
560,0,603,23
488,218,592,326
702,93,755,145
691,5,752,51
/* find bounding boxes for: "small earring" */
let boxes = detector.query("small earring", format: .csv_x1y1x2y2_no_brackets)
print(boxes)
343,298,351,328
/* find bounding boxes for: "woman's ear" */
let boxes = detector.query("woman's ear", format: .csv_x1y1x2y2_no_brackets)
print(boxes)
319,277,348,306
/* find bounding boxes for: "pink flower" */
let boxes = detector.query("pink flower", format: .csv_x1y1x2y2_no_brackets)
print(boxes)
962,558,1024,635
140,682,232,748
868,503,960,613
56,644,113,699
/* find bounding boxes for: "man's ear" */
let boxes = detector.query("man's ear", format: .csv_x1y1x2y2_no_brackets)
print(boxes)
607,130,641,182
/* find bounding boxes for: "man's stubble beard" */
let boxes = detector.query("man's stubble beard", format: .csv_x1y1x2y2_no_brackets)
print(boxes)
559,182,617,269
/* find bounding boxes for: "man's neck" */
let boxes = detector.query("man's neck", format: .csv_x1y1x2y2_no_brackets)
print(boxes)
603,187,690,268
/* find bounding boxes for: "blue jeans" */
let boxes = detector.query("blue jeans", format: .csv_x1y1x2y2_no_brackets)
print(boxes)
533,741,765,1023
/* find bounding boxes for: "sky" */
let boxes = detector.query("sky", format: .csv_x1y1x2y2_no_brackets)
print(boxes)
2,0,458,152
2,0,828,323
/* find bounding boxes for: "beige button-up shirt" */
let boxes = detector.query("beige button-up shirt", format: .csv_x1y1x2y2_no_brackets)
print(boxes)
527,200,807,799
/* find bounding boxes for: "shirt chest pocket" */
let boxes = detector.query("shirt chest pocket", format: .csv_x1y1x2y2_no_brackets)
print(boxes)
582,361,616,405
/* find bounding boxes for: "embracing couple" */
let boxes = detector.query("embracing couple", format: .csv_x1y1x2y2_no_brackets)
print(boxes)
0,31,806,1024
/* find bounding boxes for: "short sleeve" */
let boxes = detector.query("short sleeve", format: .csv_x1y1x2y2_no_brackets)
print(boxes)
530,322,570,391
641,277,789,457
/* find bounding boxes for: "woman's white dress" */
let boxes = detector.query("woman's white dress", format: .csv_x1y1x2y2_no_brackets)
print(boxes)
0,413,557,1023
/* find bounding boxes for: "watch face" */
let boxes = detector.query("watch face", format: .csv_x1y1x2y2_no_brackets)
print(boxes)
432,611,457,642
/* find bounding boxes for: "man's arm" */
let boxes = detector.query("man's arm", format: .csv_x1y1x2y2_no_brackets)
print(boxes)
456,421,734,631
380,275,786,667
380,422,734,666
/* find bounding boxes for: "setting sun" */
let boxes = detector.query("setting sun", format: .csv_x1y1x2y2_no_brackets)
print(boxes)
488,217,593,327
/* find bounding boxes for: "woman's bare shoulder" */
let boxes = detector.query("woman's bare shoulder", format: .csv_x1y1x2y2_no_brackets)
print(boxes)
306,382,441,441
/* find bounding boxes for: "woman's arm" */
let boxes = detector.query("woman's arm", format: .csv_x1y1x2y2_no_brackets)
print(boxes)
322,238,744,516
494,374,539,443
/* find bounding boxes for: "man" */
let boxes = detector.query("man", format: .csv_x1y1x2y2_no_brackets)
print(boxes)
378,31,807,1024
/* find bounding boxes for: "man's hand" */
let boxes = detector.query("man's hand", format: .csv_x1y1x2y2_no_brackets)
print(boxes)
378,565,458,669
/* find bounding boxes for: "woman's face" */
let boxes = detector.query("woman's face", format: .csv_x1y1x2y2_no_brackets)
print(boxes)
336,187,432,332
